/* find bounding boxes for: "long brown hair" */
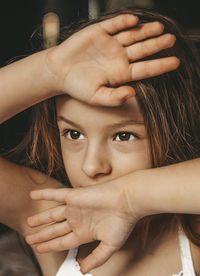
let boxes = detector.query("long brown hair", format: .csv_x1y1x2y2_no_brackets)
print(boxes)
7,9,200,250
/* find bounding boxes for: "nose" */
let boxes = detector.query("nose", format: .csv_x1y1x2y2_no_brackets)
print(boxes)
82,143,112,179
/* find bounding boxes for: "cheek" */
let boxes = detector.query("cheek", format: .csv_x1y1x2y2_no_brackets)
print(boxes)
112,139,151,176
61,145,84,188
60,138,151,186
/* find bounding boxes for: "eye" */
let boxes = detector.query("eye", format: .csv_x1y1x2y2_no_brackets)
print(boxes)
63,130,85,140
114,132,138,142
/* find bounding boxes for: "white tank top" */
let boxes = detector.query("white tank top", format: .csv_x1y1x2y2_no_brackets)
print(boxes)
56,229,196,276
172,228,196,276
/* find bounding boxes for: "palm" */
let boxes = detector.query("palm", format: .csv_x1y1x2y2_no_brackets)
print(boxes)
64,201,135,249
26,181,138,272
46,14,179,106
62,37,130,104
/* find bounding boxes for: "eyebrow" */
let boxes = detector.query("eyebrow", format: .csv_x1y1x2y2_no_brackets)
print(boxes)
57,115,144,130
57,116,84,130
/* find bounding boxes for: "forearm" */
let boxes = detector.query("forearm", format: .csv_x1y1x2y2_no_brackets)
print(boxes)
127,158,200,218
0,49,60,124
0,157,63,233
0,157,67,275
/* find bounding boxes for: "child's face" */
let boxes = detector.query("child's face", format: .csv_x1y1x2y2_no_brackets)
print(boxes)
56,96,151,187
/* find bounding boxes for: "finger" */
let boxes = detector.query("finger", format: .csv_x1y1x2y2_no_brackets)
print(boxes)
80,242,117,273
127,33,176,61
26,220,71,245
100,14,138,34
30,188,70,202
36,232,82,253
27,205,66,227
115,21,164,46
90,85,135,106
131,56,180,80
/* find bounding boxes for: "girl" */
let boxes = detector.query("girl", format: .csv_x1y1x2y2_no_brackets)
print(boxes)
0,13,177,275
25,9,200,276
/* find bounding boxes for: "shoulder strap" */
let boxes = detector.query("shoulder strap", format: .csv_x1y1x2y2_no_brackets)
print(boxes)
178,228,196,276
67,247,79,260
56,248,93,276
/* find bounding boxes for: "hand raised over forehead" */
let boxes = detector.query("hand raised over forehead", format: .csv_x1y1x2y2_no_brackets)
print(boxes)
46,14,179,107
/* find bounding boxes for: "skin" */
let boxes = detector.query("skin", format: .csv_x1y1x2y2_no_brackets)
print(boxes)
56,95,151,186
0,16,178,123
0,157,67,276
55,95,153,274
0,14,180,275
27,96,200,276
25,95,153,273
31,95,154,274
0,16,178,234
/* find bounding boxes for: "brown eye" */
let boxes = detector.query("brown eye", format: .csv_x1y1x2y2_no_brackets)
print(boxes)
64,130,85,140
114,132,137,141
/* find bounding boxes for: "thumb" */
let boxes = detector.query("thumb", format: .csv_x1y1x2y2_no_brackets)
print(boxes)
90,86,135,106
80,242,118,273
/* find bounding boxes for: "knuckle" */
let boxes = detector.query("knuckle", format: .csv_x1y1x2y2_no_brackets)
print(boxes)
154,37,161,50
141,42,150,57
122,14,130,25
129,31,136,43
118,14,127,26
141,24,149,37
49,226,55,236
39,235,45,242
144,62,152,78
41,232,46,240
33,233,39,241
159,60,165,73
118,14,132,28
49,210,55,221
109,20,115,31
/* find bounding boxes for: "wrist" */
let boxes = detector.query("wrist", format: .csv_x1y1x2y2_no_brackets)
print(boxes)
43,45,72,96
123,169,157,220
36,48,62,97
125,165,192,219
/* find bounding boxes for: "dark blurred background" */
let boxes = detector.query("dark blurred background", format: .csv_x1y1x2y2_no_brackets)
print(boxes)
0,0,200,153
1,0,200,67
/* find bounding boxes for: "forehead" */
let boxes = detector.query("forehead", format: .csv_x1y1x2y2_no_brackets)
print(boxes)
56,95,143,123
